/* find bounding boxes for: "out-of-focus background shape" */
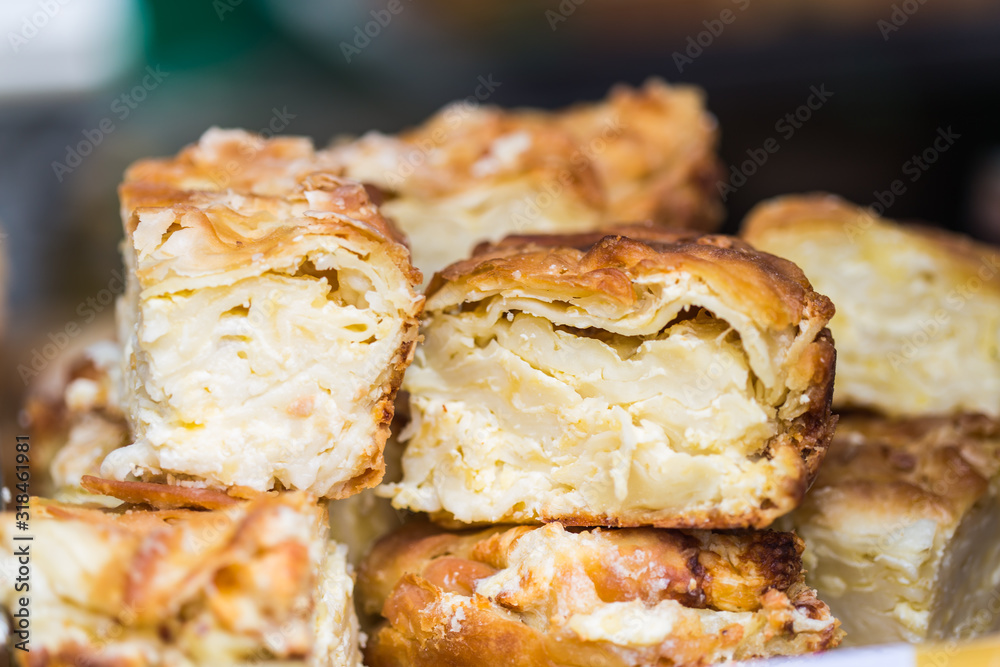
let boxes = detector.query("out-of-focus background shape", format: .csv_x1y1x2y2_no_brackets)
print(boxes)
1,0,999,425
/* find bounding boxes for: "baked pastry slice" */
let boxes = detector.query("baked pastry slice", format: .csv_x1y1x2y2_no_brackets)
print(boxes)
785,414,1000,646
357,521,843,666
0,488,363,666
105,129,424,498
742,193,1000,418
327,79,721,282
384,227,837,529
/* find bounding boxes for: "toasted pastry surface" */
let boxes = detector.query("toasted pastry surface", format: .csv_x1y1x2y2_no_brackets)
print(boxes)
358,521,842,666
742,193,1000,418
107,128,424,498
786,414,1000,645
0,491,363,666
327,80,721,282
385,227,836,528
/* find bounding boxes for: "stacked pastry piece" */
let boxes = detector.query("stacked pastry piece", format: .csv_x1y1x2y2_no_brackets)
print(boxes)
363,226,845,665
1,491,362,666
743,194,1000,645
2,129,427,666
328,79,722,283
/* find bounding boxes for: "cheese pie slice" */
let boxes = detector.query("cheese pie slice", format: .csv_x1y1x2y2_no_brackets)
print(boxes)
357,521,842,666
384,227,837,529
742,193,1000,418
785,414,1000,645
105,129,424,498
0,490,363,666
328,79,722,282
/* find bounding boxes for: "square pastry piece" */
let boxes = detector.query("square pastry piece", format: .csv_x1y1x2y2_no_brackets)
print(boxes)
106,129,423,498
385,227,837,528
742,193,1000,418
328,79,721,282
0,488,363,666
357,522,843,666
786,414,1000,646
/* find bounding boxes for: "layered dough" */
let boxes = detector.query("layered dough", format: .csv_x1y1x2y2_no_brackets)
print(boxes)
108,129,424,498
742,193,1000,418
357,521,842,666
785,414,1000,646
0,490,363,666
384,227,837,528
26,336,406,566
327,79,721,281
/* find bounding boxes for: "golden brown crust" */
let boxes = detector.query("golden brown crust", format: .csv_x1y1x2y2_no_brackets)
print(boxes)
427,226,833,331
741,193,1000,418
3,492,361,667
120,175,420,291
79,475,243,510
553,79,723,230
742,193,1000,288
333,80,721,233
363,106,604,209
123,130,411,249
358,522,842,666
803,413,1000,527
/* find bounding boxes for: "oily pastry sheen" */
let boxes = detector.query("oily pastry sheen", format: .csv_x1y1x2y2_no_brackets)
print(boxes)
0,490,363,666
328,79,721,282
105,128,424,498
357,521,843,666
785,414,1000,646
553,80,722,227
742,193,1000,418
384,227,837,529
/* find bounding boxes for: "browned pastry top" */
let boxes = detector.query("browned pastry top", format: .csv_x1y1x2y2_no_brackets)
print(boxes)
805,414,1000,529
120,128,420,289
358,522,842,667
427,226,833,333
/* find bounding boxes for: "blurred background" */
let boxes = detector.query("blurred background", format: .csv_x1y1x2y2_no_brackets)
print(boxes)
1,0,1000,415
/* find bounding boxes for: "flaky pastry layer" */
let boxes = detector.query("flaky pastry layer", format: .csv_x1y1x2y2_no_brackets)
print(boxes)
358,521,842,666
109,128,424,498
384,227,836,529
785,414,1000,646
0,491,363,666
327,80,721,282
742,193,1000,418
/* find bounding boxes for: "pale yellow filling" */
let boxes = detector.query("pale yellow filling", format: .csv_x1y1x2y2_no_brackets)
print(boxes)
386,296,796,524
794,485,1000,647
755,227,1000,417
109,248,413,496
